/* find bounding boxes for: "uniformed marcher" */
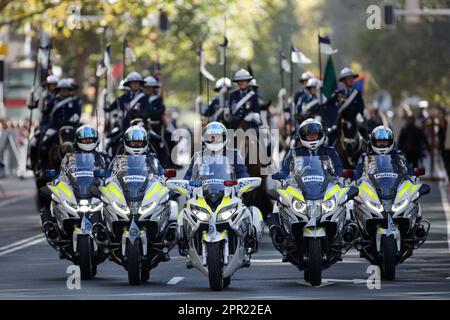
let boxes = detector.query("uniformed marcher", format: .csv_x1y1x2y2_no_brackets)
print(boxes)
337,67,366,137
295,78,326,124
142,75,165,133
38,78,82,168
293,71,314,107
28,75,59,171
104,71,147,130
203,77,232,121
227,69,261,130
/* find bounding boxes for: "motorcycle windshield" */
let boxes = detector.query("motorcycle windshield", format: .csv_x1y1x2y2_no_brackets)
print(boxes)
112,155,157,201
191,154,236,182
365,155,407,200
64,153,96,199
289,155,335,200
191,155,236,210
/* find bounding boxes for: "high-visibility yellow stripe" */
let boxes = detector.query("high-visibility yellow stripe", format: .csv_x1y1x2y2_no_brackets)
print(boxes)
108,184,123,201
286,186,304,201
278,189,290,201
102,186,110,198
338,187,348,199
240,185,251,193
360,183,377,201
197,197,212,213
58,182,73,199
176,186,188,195
324,185,340,201
216,196,230,213
145,182,162,201
397,181,412,199
304,227,312,234
51,186,60,196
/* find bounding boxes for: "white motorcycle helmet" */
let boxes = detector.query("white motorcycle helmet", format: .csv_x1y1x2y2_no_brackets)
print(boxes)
298,119,325,151
143,76,160,88
203,122,228,152
76,125,98,152
46,75,59,85
124,126,148,155
370,126,394,155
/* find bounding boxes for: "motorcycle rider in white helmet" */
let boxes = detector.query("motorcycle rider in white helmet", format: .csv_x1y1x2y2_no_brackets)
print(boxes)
181,121,262,257
278,118,343,178
354,126,410,180
202,77,233,123
270,118,344,242
115,125,164,175
293,71,314,107
40,125,110,230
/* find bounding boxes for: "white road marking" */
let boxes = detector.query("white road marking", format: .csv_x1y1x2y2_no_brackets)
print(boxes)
0,234,44,252
297,280,333,287
0,195,34,208
438,182,450,253
167,276,184,285
0,236,45,257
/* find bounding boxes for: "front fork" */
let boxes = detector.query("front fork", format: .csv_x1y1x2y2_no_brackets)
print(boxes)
73,214,97,252
375,215,401,253
121,218,148,257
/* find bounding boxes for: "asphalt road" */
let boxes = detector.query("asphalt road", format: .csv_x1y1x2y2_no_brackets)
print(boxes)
0,178,449,300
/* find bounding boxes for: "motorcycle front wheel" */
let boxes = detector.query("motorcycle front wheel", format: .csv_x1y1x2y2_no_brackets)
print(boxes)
381,235,397,280
126,238,143,285
308,238,322,287
207,242,224,291
77,235,94,280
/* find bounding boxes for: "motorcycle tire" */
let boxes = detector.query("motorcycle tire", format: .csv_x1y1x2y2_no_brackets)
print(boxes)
126,238,142,285
308,238,322,287
207,242,223,291
78,235,94,280
382,235,396,281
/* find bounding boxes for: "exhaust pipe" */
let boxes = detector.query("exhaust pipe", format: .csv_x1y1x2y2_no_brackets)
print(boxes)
92,223,108,243
165,223,178,243
43,222,58,241
270,225,285,246
343,223,358,243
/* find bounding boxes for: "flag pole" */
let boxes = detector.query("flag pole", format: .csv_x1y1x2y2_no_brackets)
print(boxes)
198,42,203,117
223,15,227,79
289,43,294,98
123,37,127,79
278,36,284,89
317,30,325,123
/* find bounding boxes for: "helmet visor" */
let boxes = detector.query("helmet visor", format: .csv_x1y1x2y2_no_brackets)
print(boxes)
299,123,323,141
372,129,393,148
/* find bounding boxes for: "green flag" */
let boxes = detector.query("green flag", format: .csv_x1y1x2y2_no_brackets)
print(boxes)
323,56,337,99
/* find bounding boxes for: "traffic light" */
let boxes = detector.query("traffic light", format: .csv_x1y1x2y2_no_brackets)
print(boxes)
384,4,396,27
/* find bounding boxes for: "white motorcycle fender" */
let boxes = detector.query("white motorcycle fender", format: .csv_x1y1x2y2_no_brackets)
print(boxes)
121,219,147,256
303,218,326,238
73,215,97,251
376,215,401,252
169,200,178,221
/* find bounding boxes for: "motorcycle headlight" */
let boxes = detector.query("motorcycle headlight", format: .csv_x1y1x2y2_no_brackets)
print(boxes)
64,200,78,210
322,198,336,213
138,202,157,215
366,200,383,213
112,201,130,215
392,199,409,213
191,206,209,221
218,207,237,221
293,199,306,213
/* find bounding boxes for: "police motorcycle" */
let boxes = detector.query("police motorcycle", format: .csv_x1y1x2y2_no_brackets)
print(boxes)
352,155,431,280
92,155,178,285
271,155,359,286
167,158,263,291
41,153,107,280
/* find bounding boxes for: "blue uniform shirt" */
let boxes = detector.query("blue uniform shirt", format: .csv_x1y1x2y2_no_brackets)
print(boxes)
228,89,260,129
184,148,249,180
279,145,343,177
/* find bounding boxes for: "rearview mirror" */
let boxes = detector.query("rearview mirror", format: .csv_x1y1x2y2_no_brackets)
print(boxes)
94,170,107,178
89,185,102,198
413,168,425,177
272,172,288,181
342,169,355,179
237,177,262,194
418,184,430,197
166,180,191,195
164,169,177,178
43,169,58,179
346,186,359,201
